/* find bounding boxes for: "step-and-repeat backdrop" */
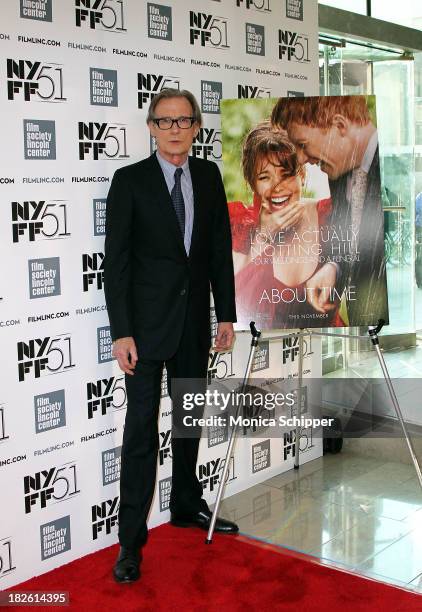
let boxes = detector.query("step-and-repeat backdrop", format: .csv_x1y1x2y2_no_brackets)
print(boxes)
0,0,320,587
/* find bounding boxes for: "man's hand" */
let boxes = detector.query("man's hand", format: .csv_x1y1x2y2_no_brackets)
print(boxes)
112,336,138,375
214,322,235,352
305,263,337,314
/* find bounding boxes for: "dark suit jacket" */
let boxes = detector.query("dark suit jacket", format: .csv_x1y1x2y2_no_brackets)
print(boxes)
103,152,236,360
328,147,389,326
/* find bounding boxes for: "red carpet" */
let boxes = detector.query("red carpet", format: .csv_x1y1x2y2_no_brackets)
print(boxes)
6,524,422,611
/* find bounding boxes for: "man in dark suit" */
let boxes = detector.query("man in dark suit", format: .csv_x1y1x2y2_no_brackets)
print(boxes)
272,95,388,325
104,89,238,584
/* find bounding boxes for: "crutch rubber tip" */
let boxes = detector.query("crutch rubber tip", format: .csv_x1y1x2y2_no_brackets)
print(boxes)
205,538,212,544
294,464,300,470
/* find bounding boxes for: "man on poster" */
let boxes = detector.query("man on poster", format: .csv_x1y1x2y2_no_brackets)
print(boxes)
271,95,388,325
104,88,238,584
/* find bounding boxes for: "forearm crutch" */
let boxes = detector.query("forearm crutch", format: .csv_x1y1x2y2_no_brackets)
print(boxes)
368,319,422,490
205,321,261,544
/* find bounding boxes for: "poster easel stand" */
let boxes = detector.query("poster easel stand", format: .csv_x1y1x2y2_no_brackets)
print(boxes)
206,318,422,544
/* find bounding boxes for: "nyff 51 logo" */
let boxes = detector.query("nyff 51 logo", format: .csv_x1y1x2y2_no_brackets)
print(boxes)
137,73,180,109
75,0,126,31
282,336,314,364
0,538,16,578
208,350,235,383
237,84,271,98
236,0,271,11
283,429,296,460
12,200,70,243
82,252,104,291
189,12,229,48
0,404,9,443
78,122,129,160
159,429,171,466
17,334,75,382
87,376,126,418
7,59,66,102
198,455,236,492
191,128,221,161
278,30,310,62
24,462,80,514
92,496,119,539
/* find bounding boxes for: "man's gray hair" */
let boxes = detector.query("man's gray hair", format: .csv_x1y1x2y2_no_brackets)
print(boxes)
146,88,202,126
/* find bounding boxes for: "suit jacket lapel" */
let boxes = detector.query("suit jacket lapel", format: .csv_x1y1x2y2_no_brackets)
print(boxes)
188,156,202,258
148,153,187,258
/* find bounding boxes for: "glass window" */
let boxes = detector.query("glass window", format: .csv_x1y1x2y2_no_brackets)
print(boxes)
319,0,367,15
371,0,422,30
319,0,422,30
319,38,420,372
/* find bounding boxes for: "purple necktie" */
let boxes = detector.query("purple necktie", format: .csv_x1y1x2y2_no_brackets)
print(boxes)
171,167,185,237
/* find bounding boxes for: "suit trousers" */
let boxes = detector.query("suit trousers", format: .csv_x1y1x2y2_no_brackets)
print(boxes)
117,319,210,549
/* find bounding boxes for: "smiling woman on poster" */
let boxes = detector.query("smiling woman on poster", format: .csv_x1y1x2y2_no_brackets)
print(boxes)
228,121,345,329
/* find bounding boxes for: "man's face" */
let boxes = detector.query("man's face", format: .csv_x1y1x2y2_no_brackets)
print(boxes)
149,97,199,163
287,120,355,180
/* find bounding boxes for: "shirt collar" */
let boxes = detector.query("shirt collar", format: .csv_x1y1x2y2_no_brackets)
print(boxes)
156,150,190,176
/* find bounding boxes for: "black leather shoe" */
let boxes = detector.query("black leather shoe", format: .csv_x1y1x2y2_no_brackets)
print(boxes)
170,509,239,534
113,546,142,583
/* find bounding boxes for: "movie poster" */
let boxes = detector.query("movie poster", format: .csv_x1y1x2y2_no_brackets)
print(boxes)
221,95,389,330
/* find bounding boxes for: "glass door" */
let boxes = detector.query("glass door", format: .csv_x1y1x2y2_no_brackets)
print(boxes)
318,38,417,373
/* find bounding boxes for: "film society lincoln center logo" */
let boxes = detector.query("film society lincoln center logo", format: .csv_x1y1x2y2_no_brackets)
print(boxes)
246,24,265,56
97,326,114,363
90,68,118,106
34,389,66,433
251,340,270,372
28,257,60,299
102,446,121,485
75,0,126,31
147,3,172,40
7,58,65,102
286,0,304,21
20,0,52,21
159,477,171,512
252,439,271,473
40,516,71,560
93,198,106,235
24,120,56,160
201,81,222,115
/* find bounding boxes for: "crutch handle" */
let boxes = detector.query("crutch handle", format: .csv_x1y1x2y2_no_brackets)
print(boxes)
368,319,385,345
249,321,261,342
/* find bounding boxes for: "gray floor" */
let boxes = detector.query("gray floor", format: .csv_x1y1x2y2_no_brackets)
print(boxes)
220,342,422,595
220,451,422,593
